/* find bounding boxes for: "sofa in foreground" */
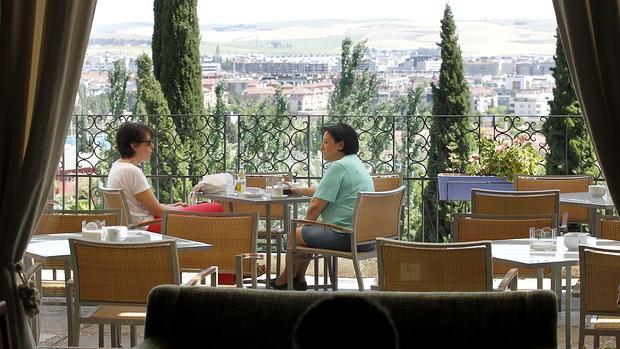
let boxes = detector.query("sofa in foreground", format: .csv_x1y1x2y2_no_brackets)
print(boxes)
133,285,557,349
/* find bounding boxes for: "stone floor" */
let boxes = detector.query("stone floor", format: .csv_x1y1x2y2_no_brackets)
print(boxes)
36,276,617,349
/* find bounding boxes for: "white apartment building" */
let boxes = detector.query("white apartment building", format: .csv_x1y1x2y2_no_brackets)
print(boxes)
504,75,535,90
470,87,498,114
512,91,552,116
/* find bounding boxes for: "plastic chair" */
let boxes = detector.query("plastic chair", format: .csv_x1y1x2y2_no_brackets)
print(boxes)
514,175,592,231
578,245,620,349
69,239,216,347
161,210,262,288
376,238,517,292
288,186,406,291
99,183,161,229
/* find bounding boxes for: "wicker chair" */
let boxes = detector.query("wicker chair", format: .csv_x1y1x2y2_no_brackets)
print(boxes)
288,186,406,291
33,209,120,297
371,173,403,192
453,213,556,278
598,215,620,241
218,172,291,275
99,183,161,229
69,239,216,347
578,245,620,349
514,175,592,231
161,211,262,288
471,188,561,227
376,238,517,292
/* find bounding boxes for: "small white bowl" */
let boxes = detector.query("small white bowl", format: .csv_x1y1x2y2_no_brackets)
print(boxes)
105,225,128,241
588,185,607,198
563,232,589,250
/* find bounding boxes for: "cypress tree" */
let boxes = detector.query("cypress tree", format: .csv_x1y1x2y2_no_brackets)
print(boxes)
423,4,472,242
134,53,188,203
152,0,212,175
544,29,597,176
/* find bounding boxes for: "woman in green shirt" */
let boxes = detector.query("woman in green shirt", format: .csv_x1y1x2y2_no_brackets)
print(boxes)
271,123,374,290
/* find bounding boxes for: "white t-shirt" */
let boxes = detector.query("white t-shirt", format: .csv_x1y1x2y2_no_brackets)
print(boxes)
107,161,153,224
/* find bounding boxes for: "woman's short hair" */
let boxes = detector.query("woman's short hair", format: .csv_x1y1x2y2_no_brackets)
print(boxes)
322,123,359,155
116,121,153,158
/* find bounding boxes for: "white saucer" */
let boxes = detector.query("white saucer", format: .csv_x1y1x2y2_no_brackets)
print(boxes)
269,194,289,199
242,192,265,198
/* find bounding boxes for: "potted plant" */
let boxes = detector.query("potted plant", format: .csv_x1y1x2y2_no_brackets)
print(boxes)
438,135,545,201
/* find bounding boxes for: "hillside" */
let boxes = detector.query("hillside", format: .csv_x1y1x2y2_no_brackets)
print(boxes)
90,18,556,56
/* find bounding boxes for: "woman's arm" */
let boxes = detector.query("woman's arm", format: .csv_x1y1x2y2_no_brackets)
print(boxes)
135,188,166,217
289,186,316,197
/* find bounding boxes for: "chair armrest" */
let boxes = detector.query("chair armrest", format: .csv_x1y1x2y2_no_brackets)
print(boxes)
497,268,518,291
291,219,352,234
129,218,162,230
184,266,218,287
559,212,568,233
235,253,264,288
24,262,42,281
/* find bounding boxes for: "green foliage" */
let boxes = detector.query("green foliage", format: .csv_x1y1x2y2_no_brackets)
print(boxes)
108,60,128,115
466,135,545,181
423,4,473,242
544,29,598,176
328,37,378,117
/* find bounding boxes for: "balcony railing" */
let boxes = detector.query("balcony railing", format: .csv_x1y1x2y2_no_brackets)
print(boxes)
55,113,601,242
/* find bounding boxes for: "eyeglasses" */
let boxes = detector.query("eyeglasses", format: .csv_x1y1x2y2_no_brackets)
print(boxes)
138,139,154,146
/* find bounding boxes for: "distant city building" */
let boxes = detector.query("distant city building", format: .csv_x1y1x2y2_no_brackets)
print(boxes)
512,90,552,116
464,61,499,76
470,87,498,114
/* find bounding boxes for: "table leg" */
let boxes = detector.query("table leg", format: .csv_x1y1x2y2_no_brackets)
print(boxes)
552,266,562,311
265,204,272,289
64,260,77,346
565,269,572,349
589,208,597,237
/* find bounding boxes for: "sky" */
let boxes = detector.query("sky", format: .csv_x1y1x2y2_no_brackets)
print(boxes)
93,0,557,26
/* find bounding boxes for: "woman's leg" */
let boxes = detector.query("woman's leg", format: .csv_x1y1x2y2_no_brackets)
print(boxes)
146,202,224,232
274,226,309,285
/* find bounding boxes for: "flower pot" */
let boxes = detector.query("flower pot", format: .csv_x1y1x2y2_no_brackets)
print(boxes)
437,173,513,201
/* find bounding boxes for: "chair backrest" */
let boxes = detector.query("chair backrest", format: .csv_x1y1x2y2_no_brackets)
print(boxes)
471,189,560,228
352,186,406,244
161,211,259,273
226,172,292,219
34,209,120,235
579,245,620,315
0,300,11,349
371,173,403,192
99,183,132,226
453,213,556,242
376,238,493,291
69,239,180,305
514,175,592,224
598,215,620,241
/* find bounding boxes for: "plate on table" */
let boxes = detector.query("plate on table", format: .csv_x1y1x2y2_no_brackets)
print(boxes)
242,191,265,198
269,194,289,199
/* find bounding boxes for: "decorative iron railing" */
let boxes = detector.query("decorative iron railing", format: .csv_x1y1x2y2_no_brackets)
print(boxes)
55,114,601,241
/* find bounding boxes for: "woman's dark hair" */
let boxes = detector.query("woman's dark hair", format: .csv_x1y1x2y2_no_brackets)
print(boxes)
115,121,153,158
292,296,399,349
321,123,359,155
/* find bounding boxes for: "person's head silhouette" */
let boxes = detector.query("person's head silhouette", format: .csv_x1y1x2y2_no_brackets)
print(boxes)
292,296,399,349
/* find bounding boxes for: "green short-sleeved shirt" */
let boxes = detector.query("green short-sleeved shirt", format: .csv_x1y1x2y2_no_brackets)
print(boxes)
313,154,374,229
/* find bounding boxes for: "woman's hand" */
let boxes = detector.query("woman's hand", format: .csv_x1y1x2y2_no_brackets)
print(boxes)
169,202,189,208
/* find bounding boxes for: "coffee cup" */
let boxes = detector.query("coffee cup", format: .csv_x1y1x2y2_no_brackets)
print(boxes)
588,185,606,198
563,232,589,250
105,226,128,241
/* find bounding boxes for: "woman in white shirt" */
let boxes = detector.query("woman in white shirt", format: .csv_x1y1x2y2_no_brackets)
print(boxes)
107,121,223,232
